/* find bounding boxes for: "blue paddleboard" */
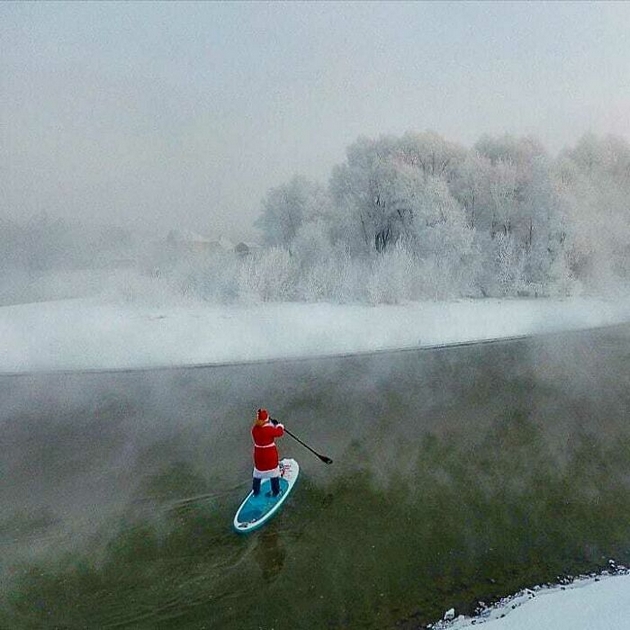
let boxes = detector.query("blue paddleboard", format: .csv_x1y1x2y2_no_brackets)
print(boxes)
233,458,299,533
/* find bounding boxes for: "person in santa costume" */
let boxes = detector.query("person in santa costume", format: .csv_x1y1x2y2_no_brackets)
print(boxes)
252,408,285,497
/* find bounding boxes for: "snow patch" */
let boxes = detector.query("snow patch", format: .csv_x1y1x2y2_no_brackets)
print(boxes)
431,568,630,630
2,296,630,374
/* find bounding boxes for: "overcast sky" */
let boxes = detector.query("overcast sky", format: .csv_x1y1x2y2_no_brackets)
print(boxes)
2,1,629,240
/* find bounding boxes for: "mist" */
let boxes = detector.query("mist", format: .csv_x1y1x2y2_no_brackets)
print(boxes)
2,129,629,309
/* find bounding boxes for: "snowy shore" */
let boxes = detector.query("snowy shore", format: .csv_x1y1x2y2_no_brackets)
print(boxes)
436,570,630,630
2,295,630,374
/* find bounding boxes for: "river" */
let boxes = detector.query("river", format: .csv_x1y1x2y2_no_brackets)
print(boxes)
2,325,630,628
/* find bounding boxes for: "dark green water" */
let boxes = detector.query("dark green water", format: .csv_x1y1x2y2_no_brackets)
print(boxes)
2,325,630,629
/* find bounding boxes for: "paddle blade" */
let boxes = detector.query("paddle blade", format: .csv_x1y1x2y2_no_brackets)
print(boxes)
319,455,333,465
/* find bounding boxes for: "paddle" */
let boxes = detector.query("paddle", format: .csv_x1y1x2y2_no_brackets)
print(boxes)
272,419,333,465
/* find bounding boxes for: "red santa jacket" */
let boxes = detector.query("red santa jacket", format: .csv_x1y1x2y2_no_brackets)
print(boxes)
252,420,284,471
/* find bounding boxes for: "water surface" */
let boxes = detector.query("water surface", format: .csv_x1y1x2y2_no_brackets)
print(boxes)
2,325,630,628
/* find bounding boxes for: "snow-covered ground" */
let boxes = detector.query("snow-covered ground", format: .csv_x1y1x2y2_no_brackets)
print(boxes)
3,295,630,374
436,570,630,630
3,293,630,628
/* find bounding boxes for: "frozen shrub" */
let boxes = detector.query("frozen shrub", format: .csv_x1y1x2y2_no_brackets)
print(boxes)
238,247,298,302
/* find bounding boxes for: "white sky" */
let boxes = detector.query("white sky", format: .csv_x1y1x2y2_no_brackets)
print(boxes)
2,1,629,238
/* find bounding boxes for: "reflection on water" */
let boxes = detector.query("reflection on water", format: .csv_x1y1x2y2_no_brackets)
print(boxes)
1,325,630,628
254,529,286,581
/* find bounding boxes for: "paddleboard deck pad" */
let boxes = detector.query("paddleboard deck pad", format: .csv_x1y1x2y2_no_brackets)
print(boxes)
233,458,299,533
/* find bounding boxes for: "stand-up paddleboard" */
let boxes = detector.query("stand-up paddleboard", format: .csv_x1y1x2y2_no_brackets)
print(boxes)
233,458,299,534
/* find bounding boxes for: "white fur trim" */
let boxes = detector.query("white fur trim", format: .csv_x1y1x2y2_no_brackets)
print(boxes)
253,466,280,479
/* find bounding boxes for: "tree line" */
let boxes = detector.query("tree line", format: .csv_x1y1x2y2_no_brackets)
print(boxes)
249,131,630,302
3,131,628,305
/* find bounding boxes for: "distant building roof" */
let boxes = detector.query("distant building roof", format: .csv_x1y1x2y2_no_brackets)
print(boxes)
167,231,249,253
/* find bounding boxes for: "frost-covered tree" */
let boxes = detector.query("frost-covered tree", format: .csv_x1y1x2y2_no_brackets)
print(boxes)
410,177,481,297
329,133,468,256
472,134,572,294
329,137,415,254
475,134,549,239
475,134,546,167
243,129,630,305
556,133,630,285
291,218,336,269
255,176,331,249
488,158,518,238
490,232,527,296
450,150,494,231
394,131,467,182
238,247,298,302
366,241,418,304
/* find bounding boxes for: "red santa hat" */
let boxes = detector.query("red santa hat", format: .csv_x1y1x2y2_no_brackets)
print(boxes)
257,408,269,422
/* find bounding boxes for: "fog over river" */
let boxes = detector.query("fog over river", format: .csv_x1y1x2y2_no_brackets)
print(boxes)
2,325,630,629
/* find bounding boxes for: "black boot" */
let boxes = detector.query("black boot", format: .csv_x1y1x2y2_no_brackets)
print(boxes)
252,477,261,496
271,476,280,497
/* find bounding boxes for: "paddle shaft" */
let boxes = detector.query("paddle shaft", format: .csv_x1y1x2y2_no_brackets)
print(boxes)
273,421,333,465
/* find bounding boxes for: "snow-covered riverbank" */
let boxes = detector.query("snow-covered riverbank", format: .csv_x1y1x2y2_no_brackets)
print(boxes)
3,295,630,374
436,569,630,629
